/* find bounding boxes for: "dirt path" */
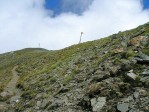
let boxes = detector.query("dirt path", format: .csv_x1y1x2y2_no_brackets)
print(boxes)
0,66,22,111
4,66,21,96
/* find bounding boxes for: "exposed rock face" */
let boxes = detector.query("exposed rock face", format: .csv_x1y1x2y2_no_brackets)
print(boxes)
128,36,147,47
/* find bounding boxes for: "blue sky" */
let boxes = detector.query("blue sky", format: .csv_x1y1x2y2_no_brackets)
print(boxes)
0,0,149,53
45,0,61,16
45,0,149,16
143,0,149,9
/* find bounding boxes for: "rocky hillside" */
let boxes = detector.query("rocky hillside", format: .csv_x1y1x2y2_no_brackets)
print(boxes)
0,22,149,112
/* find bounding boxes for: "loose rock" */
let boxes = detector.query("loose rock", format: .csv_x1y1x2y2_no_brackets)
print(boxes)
117,103,129,112
91,97,106,112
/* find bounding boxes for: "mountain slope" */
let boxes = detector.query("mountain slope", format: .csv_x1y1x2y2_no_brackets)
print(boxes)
0,22,149,112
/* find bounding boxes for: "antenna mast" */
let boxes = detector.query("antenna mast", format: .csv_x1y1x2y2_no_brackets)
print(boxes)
79,32,83,44
38,43,40,48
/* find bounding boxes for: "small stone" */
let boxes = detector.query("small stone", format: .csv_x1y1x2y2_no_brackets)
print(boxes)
135,52,149,63
127,72,137,80
91,97,106,112
133,92,139,99
139,89,146,96
128,96,134,101
91,98,96,106
16,99,19,103
0,92,7,97
41,99,50,108
10,96,21,103
141,70,149,76
144,106,149,111
140,77,149,82
117,103,129,112
35,106,40,110
0,104,4,110
37,101,42,107
129,70,133,73
104,51,108,54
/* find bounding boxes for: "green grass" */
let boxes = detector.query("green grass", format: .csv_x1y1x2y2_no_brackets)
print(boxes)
0,67,13,92
126,49,136,58
143,48,149,55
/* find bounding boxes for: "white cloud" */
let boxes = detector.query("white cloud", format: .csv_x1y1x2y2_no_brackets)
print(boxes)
0,0,148,53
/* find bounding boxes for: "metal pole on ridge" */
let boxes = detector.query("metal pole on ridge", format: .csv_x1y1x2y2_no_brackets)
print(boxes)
38,43,40,48
79,32,83,44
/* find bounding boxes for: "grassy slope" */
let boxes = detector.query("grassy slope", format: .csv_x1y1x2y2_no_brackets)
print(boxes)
0,48,48,92
17,22,149,84
0,22,149,110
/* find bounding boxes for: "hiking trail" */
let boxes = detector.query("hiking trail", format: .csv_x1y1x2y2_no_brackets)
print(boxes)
0,66,22,110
